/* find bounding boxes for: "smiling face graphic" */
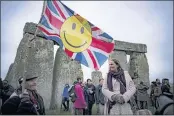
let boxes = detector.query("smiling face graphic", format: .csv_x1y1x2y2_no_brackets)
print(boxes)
60,15,92,53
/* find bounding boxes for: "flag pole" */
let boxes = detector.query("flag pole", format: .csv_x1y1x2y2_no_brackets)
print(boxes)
22,1,46,93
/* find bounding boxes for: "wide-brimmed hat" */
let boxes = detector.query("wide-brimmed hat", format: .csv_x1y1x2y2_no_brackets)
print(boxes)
18,74,38,84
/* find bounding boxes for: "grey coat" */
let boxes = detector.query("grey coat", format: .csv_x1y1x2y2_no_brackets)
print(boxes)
137,84,149,101
95,84,105,105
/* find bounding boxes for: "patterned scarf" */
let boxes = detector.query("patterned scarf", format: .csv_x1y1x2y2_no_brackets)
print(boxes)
29,90,45,115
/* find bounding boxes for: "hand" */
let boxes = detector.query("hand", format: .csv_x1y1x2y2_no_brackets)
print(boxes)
118,96,125,104
20,89,30,103
111,94,121,103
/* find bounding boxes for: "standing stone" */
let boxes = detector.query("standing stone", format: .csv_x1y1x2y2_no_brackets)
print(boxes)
7,33,36,89
91,70,102,86
27,36,54,109
109,50,128,71
50,48,83,113
4,63,14,82
128,52,150,87
6,33,54,109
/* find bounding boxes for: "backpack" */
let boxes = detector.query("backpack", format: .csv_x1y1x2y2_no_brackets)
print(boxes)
154,85,162,97
68,85,77,102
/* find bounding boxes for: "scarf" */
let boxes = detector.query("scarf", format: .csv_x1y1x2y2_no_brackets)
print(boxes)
28,90,45,115
107,69,126,94
107,69,126,114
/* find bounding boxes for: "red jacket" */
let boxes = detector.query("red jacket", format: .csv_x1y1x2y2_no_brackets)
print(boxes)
73,83,86,108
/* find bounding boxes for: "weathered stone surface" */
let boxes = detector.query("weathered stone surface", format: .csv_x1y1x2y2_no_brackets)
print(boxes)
4,63,14,82
24,22,147,53
114,40,147,53
7,33,35,89
23,22,45,39
91,70,102,86
27,36,54,110
109,50,128,71
7,33,54,109
7,22,150,112
50,48,83,112
128,52,150,87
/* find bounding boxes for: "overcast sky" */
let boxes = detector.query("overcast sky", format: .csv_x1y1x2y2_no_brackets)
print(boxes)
1,1,173,82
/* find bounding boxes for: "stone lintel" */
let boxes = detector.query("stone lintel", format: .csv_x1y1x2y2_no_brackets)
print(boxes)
114,40,147,53
24,22,147,53
23,22,46,38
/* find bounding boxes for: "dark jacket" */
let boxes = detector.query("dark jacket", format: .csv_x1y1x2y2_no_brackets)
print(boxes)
2,85,14,104
83,86,89,104
1,89,45,115
161,84,170,93
0,78,2,99
86,84,95,104
95,84,105,105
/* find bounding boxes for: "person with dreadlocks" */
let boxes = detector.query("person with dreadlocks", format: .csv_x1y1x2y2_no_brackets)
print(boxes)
102,59,136,115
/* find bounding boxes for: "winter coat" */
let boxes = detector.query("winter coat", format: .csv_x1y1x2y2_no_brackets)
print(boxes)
83,86,89,105
62,86,70,98
86,84,96,104
153,84,162,97
1,89,45,115
161,84,170,93
95,84,105,105
2,85,14,104
136,83,149,101
102,71,136,115
155,94,174,115
73,83,86,109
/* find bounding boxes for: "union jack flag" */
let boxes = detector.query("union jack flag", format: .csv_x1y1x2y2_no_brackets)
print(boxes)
38,0,115,70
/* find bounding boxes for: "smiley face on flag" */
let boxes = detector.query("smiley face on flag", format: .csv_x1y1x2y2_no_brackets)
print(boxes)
38,1,115,70
60,15,92,53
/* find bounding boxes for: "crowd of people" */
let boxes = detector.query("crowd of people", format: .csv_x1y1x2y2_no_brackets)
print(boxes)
0,75,45,115
0,58,173,115
61,59,174,115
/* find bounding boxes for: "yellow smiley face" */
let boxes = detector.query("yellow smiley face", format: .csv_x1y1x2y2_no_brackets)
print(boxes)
60,15,92,53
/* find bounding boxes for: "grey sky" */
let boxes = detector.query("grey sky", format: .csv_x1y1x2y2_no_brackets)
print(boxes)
1,1,173,82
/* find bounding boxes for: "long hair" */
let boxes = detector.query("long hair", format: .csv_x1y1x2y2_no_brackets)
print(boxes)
110,58,123,71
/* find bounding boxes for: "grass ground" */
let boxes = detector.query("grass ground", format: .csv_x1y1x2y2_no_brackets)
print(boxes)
46,101,156,115
46,104,98,115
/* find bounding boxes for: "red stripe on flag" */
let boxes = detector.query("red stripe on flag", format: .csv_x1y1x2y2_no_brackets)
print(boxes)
45,6,63,30
87,49,98,70
92,27,100,31
53,1,66,20
38,26,60,37
90,37,114,53
65,48,74,57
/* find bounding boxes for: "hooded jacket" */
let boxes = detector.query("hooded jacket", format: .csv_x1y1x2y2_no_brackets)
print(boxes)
62,85,70,98
73,83,86,109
